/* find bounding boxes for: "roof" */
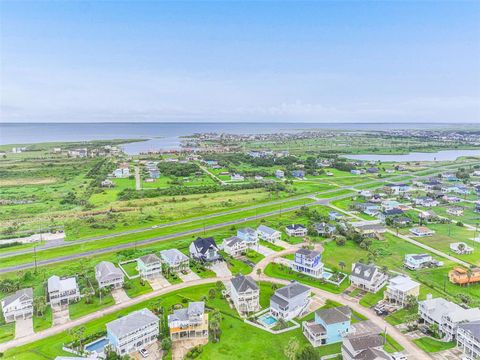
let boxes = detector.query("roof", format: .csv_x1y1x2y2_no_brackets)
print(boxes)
275,282,310,299
303,320,326,335
160,249,189,264
238,228,256,236
1,288,33,307
354,348,391,360
286,224,306,231
193,237,219,254
351,263,378,282
344,333,385,352
95,261,123,281
406,254,431,261
257,225,278,235
388,276,420,292
296,248,321,259
316,306,351,325
270,294,289,308
168,302,205,322
231,275,258,293
107,308,158,338
224,236,244,247
48,276,77,293
420,297,480,323
139,253,161,265
458,320,480,341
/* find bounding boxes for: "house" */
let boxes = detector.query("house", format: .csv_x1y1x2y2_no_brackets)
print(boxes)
275,169,285,179
392,217,412,227
384,183,410,195
418,210,438,222
285,224,307,237
47,276,80,306
107,308,159,355
302,306,352,347
456,320,480,360
329,211,344,221
101,179,114,188
453,186,470,195
354,202,379,216
404,254,433,270
256,225,281,243
359,190,373,199
450,242,474,255
292,170,305,178
353,224,387,238
1,288,33,323
424,180,442,190
222,236,248,257
341,333,391,360
409,227,435,237
159,249,190,273
367,168,379,174
270,282,311,320
443,195,461,203
137,254,162,279
349,263,388,293
418,295,480,341
149,169,160,179
380,200,400,210
413,197,439,207
312,222,336,237
384,275,420,308
114,163,130,178
230,275,260,314
95,261,124,289
168,302,208,341
476,202,480,213
231,173,244,181
350,170,362,175
189,237,221,262
254,175,264,181
446,207,464,216
237,228,258,247
291,248,324,279
379,208,404,221
449,267,480,286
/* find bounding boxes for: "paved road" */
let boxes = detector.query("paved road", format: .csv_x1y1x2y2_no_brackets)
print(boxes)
135,166,141,190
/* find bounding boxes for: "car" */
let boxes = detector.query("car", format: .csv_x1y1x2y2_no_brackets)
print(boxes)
152,225,159,229
139,348,149,358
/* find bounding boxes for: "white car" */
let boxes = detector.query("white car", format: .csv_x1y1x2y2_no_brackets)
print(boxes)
139,348,149,358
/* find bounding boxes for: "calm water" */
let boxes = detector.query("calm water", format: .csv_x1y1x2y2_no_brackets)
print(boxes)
343,149,480,162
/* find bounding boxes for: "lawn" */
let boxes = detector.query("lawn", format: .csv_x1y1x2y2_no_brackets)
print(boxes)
385,306,417,326
33,308,53,332
69,293,116,320
384,334,405,353
0,318,14,344
124,278,153,298
413,337,456,353
259,240,284,251
221,253,253,275
359,287,385,308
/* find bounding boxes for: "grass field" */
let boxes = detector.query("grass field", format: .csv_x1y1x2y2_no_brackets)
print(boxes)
413,337,456,353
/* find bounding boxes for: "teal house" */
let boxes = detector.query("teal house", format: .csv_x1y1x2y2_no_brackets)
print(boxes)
302,306,352,347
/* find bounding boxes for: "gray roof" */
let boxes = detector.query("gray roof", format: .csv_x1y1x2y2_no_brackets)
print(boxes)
139,254,161,265
296,248,321,259
351,263,378,282
224,236,244,247
238,228,256,236
95,261,123,282
354,348,391,360
270,294,289,308
107,308,158,338
458,320,480,341
257,225,278,235
48,275,78,293
1,288,33,307
345,333,385,352
231,275,258,293
276,282,310,299
408,254,430,260
286,224,306,231
160,249,189,264
168,302,205,322
316,306,351,325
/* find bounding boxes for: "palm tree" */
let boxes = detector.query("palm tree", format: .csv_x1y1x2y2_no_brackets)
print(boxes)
33,296,47,317
338,261,345,271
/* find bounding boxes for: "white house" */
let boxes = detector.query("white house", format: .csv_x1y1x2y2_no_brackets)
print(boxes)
409,227,435,237
168,302,208,341
159,249,190,273
107,308,159,356
384,275,420,308
285,224,307,237
270,282,310,321
231,173,244,181
230,275,260,315
222,236,248,257
418,295,480,341
256,225,281,243
450,242,474,255
404,254,433,270
137,254,162,279
47,276,80,306
95,261,124,289
457,320,480,360
349,263,388,293
1,288,33,322
236,228,258,247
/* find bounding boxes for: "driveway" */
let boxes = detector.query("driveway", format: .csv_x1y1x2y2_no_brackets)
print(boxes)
111,288,130,304
15,317,34,339
172,338,208,360
209,261,232,277
256,244,276,257
431,347,464,360
52,306,70,326
131,341,162,360
147,276,171,290
178,271,200,282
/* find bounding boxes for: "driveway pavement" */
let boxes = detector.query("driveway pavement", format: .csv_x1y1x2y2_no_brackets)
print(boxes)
147,276,171,290
256,244,276,257
111,288,130,304
178,270,201,282
14,317,34,339
209,261,232,277
52,307,70,326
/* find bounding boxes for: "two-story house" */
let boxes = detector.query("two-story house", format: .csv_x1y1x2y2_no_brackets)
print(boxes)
159,249,190,273
95,261,124,289
349,263,388,293
230,275,260,315
168,302,209,341
256,225,281,243
222,236,248,257
303,306,352,347
189,237,221,263
312,222,336,237
270,282,310,320
285,224,307,237
341,333,391,360
457,320,480,360
1,288,33,322
291,248,324,279
137,254,162,279
236,228,258,247
106,308,159,356
404,254,433,270
47,275,80,306
384,275,420,308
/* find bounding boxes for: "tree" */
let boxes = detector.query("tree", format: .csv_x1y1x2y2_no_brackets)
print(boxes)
338,261,345,271
208,288,216,299
429,323,440,339
404,295,418,310
296,345,317,360
256,268,262,276
284,337,300,360
33,296,47,317
209,309,222,342
161,337,172,351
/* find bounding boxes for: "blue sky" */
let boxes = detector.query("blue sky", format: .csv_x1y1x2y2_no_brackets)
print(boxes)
1,1,479,123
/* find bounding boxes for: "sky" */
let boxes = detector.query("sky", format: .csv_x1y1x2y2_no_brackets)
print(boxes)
0,1,479,123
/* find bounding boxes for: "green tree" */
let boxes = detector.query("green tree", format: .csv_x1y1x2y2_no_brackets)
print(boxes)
284,337,300,360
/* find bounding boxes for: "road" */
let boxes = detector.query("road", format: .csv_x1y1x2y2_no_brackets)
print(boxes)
135,165,142,190
0,243,432,359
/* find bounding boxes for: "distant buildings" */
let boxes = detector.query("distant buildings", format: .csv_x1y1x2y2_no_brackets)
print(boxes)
292,170,305,178
236,228,259,247
107,308,159,355
189,237,221,262
275,169,285,179
114,163,130,178
95,261,124,289
230,275,260,315
285,224,307,237
270,282,310,321
291,248,324,279
47,276,80,306
222,236,248,257
383,275,420,308
302,306,352,347
1,288,33,323
230,174,245,181
257,225,281,243
168,302,208,341
349,263,388,293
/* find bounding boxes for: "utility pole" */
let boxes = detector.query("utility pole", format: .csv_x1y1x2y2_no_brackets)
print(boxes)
34,245,37,272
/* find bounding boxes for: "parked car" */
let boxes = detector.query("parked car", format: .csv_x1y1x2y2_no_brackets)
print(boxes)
140,348,149,358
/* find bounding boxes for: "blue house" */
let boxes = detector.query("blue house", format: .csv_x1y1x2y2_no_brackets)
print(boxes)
329,211,344,221
291,248,324,279
149,169,160,179
236,228,258,246
292,170,305,178
302,306,352,347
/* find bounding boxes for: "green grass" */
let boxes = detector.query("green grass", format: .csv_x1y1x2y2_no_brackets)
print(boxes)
120,261,138,277
359,287,385,308
69,294,116,319
413,337,456,353
0,321,14,344
385,306,417,326
33,308,53,332
384,334,405,353
259,240,284,251
124,278,153,298
244,249,265,264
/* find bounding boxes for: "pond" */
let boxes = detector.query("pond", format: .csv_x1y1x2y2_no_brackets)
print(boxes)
342,149,480,162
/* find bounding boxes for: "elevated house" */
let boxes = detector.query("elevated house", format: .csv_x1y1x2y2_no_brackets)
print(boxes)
392,216,412,227
457,320,480,360
404,254,435,270
418,210,438,222
349,263,388,293
275,169,285,179
413,197,439,207
189,237,221,263
292,170,305,178
449,267,480,286
159,249,190,273
256,225,281,243
353,223,387,238
341,333,391,360
230,173,244,181
168,302,208,341
450,242,473,255
230,275,260,315
409,227,435,237
237,228,259,247
383,183,410,195
329,211,344,221
270,282,310,321
312,222,336,237
1,288,33,323
303,306,352,347
285,224,307,237
378,208,404,221
419,295,480,341
384,275,420,308
222,236,247,257
291,248,324,279
47,276,80,306
107,308,159,355
95,261,124,289
447,206,464,216
137,254,162,279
